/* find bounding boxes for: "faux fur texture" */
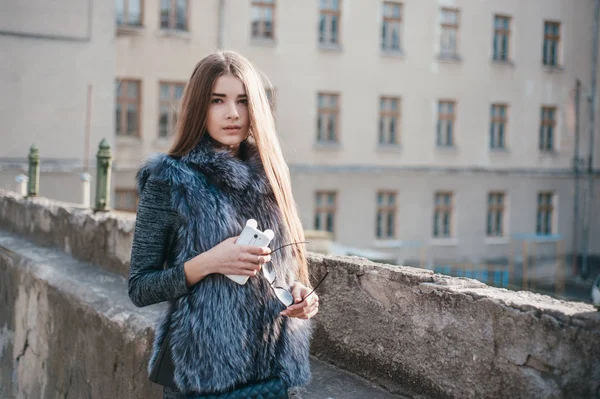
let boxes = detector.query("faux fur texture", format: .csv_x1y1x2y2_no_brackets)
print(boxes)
137,135,313,394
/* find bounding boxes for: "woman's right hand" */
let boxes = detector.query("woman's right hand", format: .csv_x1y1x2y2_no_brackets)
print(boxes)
183,236,271,286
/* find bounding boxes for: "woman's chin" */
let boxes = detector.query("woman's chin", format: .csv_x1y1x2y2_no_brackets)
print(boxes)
209,133,246,147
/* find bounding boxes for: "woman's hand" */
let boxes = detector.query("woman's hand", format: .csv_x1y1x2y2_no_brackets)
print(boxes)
280,282,319,319
184,236,271,286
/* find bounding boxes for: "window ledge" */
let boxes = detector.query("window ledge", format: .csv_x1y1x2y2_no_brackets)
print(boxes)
153,137,172,147
156,29,191,40
542,64,564,73
490,148,510,155
491,59,515,67
250,37,277,47
435,146,459,153
116,135,142,145
318,43,343,52
116,25,145,36
373,240,422,249
539,150,559,157
429,238,458,246
314,141,342,150
437,53,462,63
373,239,399,248
381,49,404,59
484,237,510,245
377,144,402,153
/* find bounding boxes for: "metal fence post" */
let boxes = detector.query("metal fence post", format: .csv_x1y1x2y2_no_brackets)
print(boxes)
94,139,112,212
27,145,40,197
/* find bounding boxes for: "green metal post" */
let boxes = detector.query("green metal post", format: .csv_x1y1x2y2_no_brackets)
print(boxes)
94,139,112,212
27,145,40,197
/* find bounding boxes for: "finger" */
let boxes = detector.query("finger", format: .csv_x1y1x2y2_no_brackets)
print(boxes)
245,246,272,255
291,285,304,304
239,253,264,266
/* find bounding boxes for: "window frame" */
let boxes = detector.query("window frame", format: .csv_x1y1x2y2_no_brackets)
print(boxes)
490,103,508,150
536,192,554,235
251,0,276,40
437,100,456,147
440,8,460,57
493,15,510,61
158,81,185,138
319,0,342,46
160,0,189,31
376,191,397,239
315,191,338,235
543,21,561,66
486,192,506,237
433,191,454,238
116,0,144,27
379,96,401,146
114,188,139,212
317,92,340,144
116,79,142,137
539,106,557,152
381,1,403,51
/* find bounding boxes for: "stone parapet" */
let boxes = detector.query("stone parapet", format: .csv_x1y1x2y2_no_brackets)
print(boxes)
1,190,599,398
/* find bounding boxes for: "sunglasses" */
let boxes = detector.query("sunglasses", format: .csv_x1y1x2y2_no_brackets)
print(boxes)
263,241,329,307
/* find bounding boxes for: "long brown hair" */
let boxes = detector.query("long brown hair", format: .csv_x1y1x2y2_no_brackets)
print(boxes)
169,51,310,286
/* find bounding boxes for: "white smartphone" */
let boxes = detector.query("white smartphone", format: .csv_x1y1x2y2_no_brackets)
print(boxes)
226,219,275,285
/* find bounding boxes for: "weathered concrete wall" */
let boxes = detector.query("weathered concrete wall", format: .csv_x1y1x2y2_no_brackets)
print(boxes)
1,190,599,399
0,191,134,277
0,232,161,399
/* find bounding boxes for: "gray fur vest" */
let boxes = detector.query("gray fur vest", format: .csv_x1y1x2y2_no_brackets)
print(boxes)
136,136,313,394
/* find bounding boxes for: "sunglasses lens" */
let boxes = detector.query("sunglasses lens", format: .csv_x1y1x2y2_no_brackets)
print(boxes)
263,264,276,284
274,288,294,307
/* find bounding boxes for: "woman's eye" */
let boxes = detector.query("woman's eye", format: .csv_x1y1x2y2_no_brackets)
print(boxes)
239,99,248,105
211,98,222,104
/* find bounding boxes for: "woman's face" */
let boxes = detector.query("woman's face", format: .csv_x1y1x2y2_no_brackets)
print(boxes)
206,74,250,151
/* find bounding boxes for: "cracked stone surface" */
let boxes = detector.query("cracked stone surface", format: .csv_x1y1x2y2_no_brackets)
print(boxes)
1,191,600,399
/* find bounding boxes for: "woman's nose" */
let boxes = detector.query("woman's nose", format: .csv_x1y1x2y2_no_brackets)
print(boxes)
226,102,239,120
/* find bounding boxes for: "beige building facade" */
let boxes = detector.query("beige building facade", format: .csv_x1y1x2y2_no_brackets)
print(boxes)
0,0,115,204
2,0,600,268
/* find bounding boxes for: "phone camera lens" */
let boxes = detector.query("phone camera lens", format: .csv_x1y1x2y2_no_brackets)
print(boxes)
254,234,258,238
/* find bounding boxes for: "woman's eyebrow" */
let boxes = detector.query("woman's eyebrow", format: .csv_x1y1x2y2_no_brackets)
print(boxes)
211,93,248,98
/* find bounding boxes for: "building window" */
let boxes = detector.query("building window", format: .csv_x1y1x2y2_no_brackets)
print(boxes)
114,189,139,212
487,192,505,237
376,191,397,239
433,192,453,238
536,192,554,235
540,106,556,151
379,97,400,145
319,0,341,46
116,79,141,137
315,191,337,234
160,0,188,31
543,21,560,66
159,82,185,138
317,93,340,143
493,15,510,61
251,0,275,39
116,0,143,27
440,8,459,57
490,104,507,149
265,87,275,112
437,100,455,147
382,2,402,51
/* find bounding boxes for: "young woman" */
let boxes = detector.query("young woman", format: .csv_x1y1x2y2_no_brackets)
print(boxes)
128,51,319,398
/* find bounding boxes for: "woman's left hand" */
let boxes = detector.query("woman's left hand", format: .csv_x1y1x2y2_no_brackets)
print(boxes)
280,282,319,319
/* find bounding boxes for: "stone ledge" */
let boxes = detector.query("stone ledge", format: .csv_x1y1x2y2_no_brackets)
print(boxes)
1,190,600,398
